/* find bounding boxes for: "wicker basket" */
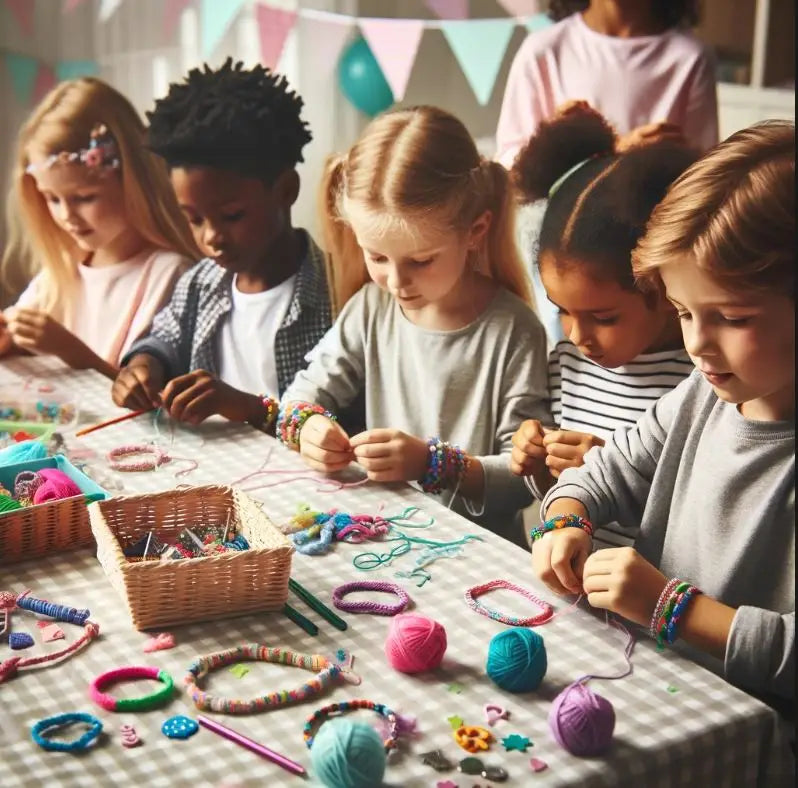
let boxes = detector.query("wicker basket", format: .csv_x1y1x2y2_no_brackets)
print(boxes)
0,455,108,564
88,485,294,630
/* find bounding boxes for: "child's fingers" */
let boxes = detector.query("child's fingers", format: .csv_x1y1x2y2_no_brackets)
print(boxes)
545,454,579,476
349,428,394,447
161,373,199,410
544,441,582,460
549,538,584,594
179,389,215,425
354,455,394,473
167,380,209,421
352,442,392,460
300,439,353,467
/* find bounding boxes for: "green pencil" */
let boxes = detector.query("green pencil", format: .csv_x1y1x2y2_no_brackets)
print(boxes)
288,578,348,631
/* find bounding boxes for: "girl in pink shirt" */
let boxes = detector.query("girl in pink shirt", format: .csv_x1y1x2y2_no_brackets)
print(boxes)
0,78,199,377
496,0,719,169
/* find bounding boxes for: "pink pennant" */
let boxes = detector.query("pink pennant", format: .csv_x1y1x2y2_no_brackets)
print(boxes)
5,0,34,37
359,18,424,102
163,0,192,42
33,63,57,103
255,5,297,70
497,0,544,17
142,632,175,652
62,0,88,12
424,0,468,20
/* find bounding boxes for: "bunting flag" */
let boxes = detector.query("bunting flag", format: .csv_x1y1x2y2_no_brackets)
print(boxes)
424,0,468,20
526,12,553,32
200,0,247,58
5,52,39,104
164,0,193,42
255,4,297,70
359,18,424,102
99,0,124,22
296,12,353,85
5,0,35,38
55,59,100,81
496,0,544,17
62,0,88,12
33,62,57,102
441,19,515,105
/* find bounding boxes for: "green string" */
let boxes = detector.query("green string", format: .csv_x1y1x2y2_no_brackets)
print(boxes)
352,528,482,572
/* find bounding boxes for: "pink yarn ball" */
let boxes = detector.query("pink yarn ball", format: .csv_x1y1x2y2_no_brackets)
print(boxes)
384,613,447,673
549,682,615,757
32,468,81,505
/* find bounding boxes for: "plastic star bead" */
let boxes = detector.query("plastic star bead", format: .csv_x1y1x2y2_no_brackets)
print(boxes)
501,733,532,752
447,714,464,730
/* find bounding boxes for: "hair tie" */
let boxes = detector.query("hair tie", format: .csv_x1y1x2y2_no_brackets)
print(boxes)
89,666,175,711
332,581,410,616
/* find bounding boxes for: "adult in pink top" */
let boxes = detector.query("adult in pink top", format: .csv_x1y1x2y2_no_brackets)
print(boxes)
496,0,719,168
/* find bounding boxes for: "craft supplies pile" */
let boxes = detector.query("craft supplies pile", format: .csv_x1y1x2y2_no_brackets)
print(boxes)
0,466,82,512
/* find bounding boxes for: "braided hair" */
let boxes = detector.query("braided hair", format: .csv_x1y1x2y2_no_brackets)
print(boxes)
146,57,312,184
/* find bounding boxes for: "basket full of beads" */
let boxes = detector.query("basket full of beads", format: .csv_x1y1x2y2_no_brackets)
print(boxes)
87,485,294,630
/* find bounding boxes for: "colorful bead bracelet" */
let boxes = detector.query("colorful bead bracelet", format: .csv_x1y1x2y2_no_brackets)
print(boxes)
277,401,337,448
258,395,279,427
31,712,103,752
107,444,169,472
651,579,702,648
529,513,593,543
419,437,470,494
303,699,399,751
184,645,359,714
89,666,175,711
464,579,554,626
331,580,411,616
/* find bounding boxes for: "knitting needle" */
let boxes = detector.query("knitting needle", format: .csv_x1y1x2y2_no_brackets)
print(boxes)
197,715,307,777
75,409,153,437
282,603,318,636
288,578,348,632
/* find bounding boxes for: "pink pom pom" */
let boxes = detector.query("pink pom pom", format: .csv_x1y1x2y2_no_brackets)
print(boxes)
384,613,447,673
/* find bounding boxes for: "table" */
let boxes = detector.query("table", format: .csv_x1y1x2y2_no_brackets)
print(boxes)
0,357,791,787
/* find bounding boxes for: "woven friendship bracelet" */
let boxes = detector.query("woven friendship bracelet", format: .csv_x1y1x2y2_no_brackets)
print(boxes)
649,578,681,637
331,581,411,616
184,645,357,714
89,666,175,711
258,395,279,427
107,444,169,472
31,712,103,752
464,579,554,626
653,580,702,648
277,402,337,448
529,513,594,543
419,437,470,494
303,699,399,751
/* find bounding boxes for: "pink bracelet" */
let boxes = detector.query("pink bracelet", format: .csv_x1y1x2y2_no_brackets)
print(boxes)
89,665,175,711
108,445,169,472
464,579,554,626
649,578,680,638
332,581,411,616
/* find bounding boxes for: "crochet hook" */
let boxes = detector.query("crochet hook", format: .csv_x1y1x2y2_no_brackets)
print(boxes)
289,578,348,631
282,603,318,636
75,408,153,437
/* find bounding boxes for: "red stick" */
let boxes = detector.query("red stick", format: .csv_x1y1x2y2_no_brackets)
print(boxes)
75,409,152,438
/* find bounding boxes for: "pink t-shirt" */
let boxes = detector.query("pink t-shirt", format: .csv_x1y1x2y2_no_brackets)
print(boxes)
495,13,719,168
11,248,191,366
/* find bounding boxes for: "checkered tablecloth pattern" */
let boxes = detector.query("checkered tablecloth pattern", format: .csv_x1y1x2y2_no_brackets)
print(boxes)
0,358,790,787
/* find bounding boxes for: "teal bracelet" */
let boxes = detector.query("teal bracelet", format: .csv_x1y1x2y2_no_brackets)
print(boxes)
31,712,103,752
529,514,593,543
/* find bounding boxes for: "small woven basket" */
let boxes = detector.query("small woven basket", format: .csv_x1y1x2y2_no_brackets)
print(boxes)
88,485,294,630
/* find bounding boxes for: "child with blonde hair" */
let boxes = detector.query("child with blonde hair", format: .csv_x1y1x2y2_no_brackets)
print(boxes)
0,78,198,377
532,121,794,710
279,105,551,546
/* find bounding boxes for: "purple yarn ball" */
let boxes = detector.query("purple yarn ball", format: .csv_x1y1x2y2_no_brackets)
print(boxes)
549,682,615,756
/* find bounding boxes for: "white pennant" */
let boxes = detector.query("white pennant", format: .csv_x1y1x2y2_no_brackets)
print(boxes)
99,0,124,22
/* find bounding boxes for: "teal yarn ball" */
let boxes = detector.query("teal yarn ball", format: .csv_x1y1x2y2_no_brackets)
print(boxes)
486,627,547,693
311,718,386,788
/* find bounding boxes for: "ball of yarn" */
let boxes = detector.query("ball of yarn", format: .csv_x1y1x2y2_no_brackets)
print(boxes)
0,439,47,465
311,718,386,788
384,613,447,673
0,494,22,513
486,627,547,693
32,468,81,504
549,681,615,756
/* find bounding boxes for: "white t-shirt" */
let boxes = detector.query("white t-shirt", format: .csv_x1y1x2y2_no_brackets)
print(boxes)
11,248,190,366
216,274,296,398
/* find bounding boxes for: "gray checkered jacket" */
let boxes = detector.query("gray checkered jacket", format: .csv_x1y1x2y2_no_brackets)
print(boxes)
123,230,331,396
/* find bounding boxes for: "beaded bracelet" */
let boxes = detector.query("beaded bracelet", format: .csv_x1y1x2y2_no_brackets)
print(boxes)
258,395,278,427
665,585,701,645
89,666,175,711
303,699,399,751
653,580,702,648
31,712,103,753
464,579,554,626
107,444,169,472
332,581,411,616
649,578,681,637
184,644,359,714
277,402,338,448
419,437,470,494
529,513,594,543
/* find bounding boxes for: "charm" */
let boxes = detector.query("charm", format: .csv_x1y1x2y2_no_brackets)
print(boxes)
530,757,548,772
120,724,141,748
37,621,65,643
161,715,199,740
454,725,494,752
229,664,249,678
483,703,510,726
501,733,532,752
421,749,454,771
447,714,464,730
458,756,484,775
142,632,175,653
482,765,509,782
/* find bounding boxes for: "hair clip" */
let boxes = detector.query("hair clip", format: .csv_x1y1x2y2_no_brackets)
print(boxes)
25,123,120,175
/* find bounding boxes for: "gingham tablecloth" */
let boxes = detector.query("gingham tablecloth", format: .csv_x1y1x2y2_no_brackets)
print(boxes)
0,357,791,788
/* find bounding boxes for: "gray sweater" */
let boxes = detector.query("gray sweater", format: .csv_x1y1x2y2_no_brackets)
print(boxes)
542,369,795,701
283,283,551,540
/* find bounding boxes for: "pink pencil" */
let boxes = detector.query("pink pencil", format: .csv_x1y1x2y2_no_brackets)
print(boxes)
197,715,306,777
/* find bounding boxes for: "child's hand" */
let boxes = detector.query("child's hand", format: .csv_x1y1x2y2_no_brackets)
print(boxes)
531,527,592,595
298,414,354,472
582,547,668,627
160,370,259,424
112,354,164,411
617,121,686,152
542,429,604,478
6,307,74,357
510,419,547,476
350,429,429,483
0,312,12,356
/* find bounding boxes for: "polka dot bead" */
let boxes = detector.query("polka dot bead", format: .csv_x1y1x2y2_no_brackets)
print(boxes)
161,715,198,740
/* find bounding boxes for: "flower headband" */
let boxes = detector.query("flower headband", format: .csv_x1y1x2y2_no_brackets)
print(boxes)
25,123,120,175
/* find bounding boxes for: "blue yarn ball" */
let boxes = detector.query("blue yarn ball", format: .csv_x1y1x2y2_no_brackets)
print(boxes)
311,718,386,788
486,627,547,693
0,439,47,466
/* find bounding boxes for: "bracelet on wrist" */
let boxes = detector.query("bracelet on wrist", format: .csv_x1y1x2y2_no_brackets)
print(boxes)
649,578,680,637
529,513,593,543
418,437,470,494
652,579,702,649
257,395,278,427
277,401,337,447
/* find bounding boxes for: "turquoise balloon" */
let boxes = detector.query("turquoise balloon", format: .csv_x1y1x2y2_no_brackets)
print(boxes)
337,37,394,117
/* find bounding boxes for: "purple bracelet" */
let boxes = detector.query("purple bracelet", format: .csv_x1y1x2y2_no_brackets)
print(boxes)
331,581,410,616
